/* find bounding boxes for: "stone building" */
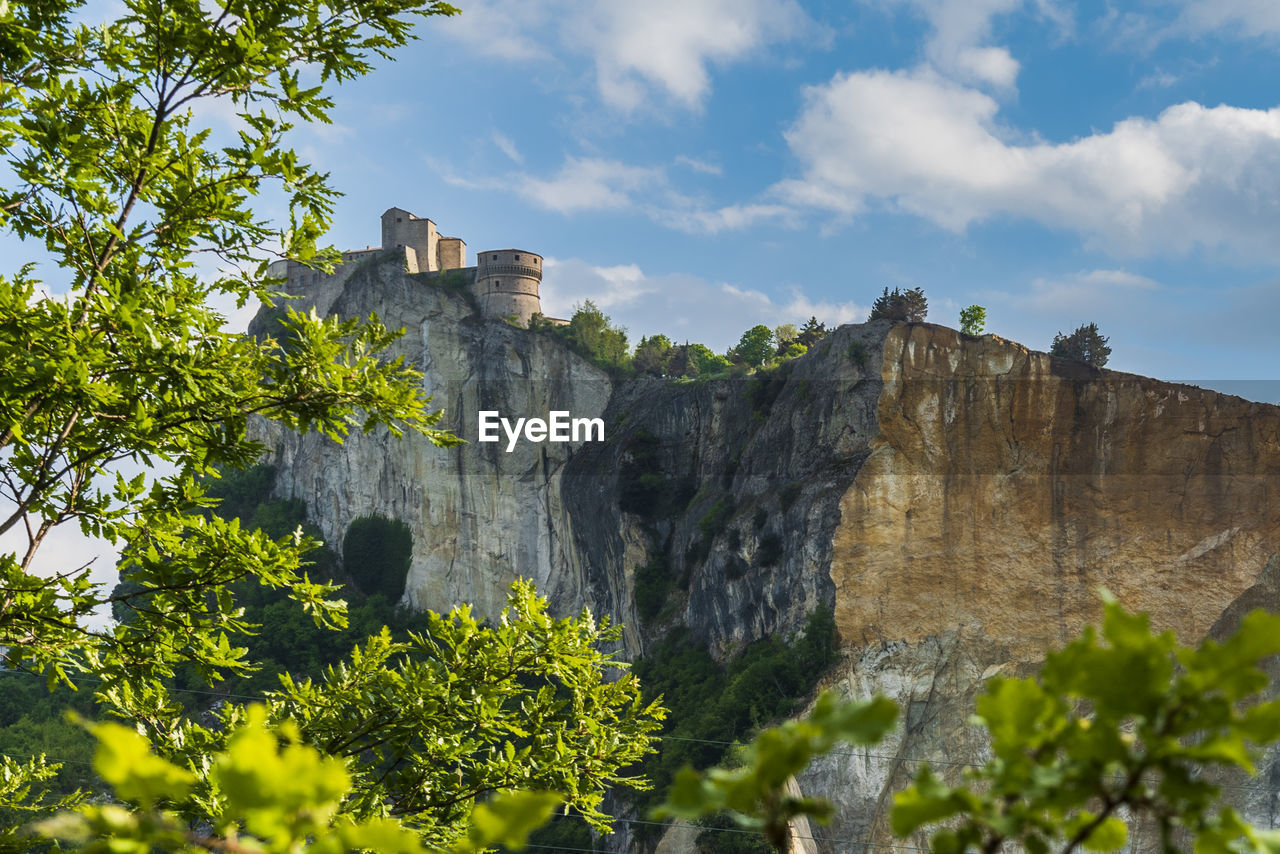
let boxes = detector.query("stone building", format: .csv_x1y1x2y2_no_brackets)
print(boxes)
268,207,560,327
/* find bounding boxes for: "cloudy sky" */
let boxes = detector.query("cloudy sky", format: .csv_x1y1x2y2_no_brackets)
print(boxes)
282,0,1280,402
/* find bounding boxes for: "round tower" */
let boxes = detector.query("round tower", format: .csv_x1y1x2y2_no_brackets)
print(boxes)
473,249,544,326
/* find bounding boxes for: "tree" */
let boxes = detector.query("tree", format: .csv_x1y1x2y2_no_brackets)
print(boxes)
797,317,827,348
343,514,414,601
0,0,661,845
660,598,1280,854
1051,322,1111,368
869,287,928,322
634,334,674,377
687,342,732,376
733,325,775,369
959,305,986,336
567,300,630,371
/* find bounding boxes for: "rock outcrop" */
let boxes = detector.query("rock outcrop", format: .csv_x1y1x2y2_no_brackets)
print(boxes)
255,256,1280,851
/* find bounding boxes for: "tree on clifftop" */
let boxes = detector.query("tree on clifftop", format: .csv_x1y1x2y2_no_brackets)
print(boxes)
732,324,776,369
869,286,929,322
1050,322,1111,367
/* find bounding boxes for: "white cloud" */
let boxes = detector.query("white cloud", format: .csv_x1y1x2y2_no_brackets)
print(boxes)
513,157,665,214
1172,0,1280,38
675,155,723,175
437,0,813,111
663,203,797,234
542,259,863,352
457,154,795,233
776,66,1280,259
492,132,524,164
872,0,1030,89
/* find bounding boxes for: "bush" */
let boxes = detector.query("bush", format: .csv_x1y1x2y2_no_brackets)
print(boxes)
698,496,737,540
756,533,783,568
847,339,869,368
1050,322,1111,367
869,286,928,322
635,553,675,624
343,514,414,602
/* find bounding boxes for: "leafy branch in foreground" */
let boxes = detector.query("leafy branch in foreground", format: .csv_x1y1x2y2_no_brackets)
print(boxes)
94,580,665,850
662,597,1280,854
35,705,562,854
1,0,477,827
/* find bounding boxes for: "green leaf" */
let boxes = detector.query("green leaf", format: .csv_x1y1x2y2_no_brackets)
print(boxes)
454,790,563,853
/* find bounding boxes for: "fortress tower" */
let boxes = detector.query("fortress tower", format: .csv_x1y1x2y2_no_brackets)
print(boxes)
473,249,545,327
380,207,467,274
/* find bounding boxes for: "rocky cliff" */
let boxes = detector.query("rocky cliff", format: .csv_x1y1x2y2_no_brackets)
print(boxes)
254,254,1280,851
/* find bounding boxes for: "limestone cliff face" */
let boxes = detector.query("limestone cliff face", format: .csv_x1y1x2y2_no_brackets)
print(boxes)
252,255,619,636
836,323,1280,658
257,260,1280,851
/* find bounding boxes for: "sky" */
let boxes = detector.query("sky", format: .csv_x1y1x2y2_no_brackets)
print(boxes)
254,0,1280,404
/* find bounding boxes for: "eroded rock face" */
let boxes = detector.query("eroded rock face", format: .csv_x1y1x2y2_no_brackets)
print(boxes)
834,324,1280,659
253,256,619,635
258,263,1280,851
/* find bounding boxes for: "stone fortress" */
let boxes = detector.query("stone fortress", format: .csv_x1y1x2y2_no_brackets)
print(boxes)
269,207,561,326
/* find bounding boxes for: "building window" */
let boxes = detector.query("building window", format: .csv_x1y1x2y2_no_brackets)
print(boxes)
515,254,520,260
396,217,402,223
495,281,501,289
493,254,498,260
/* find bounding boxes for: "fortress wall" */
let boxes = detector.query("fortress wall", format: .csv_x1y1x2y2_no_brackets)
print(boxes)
438,237,466,270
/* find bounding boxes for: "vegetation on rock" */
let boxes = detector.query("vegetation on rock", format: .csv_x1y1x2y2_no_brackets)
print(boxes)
663,598,1280,854
1051,322,1112,368
869,286,929,322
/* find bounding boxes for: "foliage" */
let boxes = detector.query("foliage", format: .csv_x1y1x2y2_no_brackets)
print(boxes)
687,343,733,377
567,300,631,372
659,691,898,851
698,496,738,540
733,325,776,369
91,581,664,849
2,0,459,772
635,334,674,377
797,317,827,348
634,553,675,624
628,609,839,835
34,705,561,854
869,287,929,322
846,339,869,368
756,533,783,568
0,1,665,850
666,598,1280,854
1050,322,1111,368
773,324,798,348
343,514,414,601
696,810,775,853
959,305,986,336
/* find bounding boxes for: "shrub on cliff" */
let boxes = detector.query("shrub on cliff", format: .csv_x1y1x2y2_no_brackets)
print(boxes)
343,514,414,602
869,286,929,322
1050,322,1112,367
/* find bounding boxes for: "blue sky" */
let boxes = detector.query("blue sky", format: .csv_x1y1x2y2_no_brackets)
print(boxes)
279,0,1280,401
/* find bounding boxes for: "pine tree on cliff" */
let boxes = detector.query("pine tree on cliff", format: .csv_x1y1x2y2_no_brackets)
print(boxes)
1050,322,1111,367
868,286,928,322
